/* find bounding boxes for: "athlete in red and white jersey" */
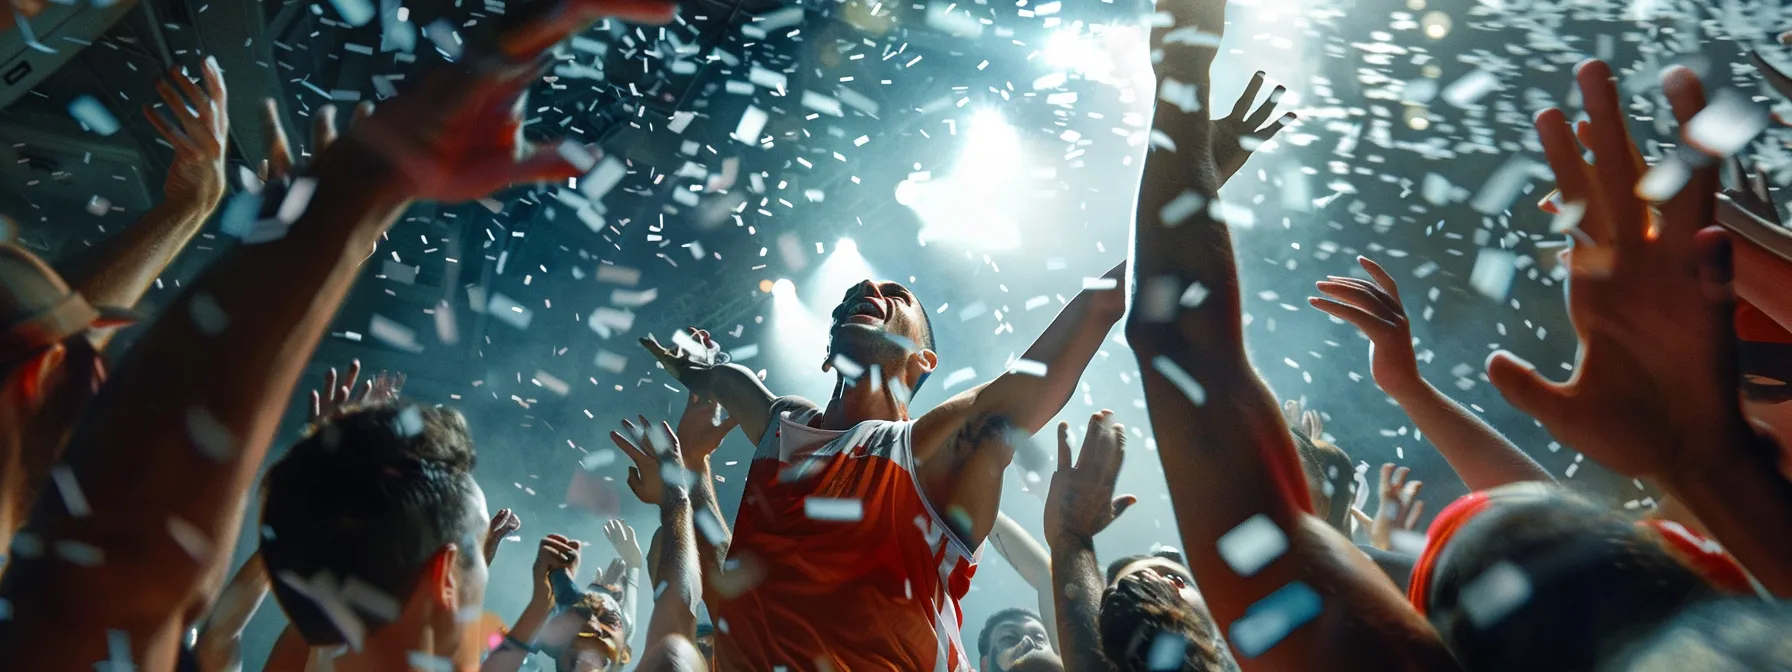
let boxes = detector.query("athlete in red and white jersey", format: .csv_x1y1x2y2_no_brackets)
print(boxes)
642,267,1126,670
713,401,980,670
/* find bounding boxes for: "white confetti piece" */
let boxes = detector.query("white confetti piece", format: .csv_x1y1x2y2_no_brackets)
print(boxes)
1146,633,1188,670
1460,561,1532,628
1180,282,1210,308
329,0,375,26
379,259,418,284
730,344,759,362
733,106,769,144
1636,156,1692,203
1218,513,1287,577
1685,91,1768,158
184,404,238,463
423,19,462,60
941,367,979,390
1160,190,1207,227
1469,249,1517,301
50,466,89,517
534,371,570,397
596,264,641,286
801,91,844,117
434,300,458,346
595,349,628,373
487,293,533,330
1150,356,1206,405
396,406,424,437
1548,200,1585,234
611,288,659,307
68,96,120,136
407,652,454,672
803,497,864,522
167,516,213,560
1007,359,1048,377
277,178,317,224
1442,69,1500,107
822,353,863,382
54,540,104,566
1138,276,1180,322
696,508,728,545
1082,277,1119,290
749,66,788,91
556,141,598,174
1471,157,1544,215
581,157,626,200
1158,78,1201,113
580,449,616,471
1229,581,1322,658
587,308,635,338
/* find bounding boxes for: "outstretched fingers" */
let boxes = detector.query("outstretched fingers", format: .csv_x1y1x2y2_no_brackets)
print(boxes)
261,98,296,181
1575,60,1648,247
1661,66,1720,243
1535,107,1611,245
1309,296,1399,339
1231,71,1267,120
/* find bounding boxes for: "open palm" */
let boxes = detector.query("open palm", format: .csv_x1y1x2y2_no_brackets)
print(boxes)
1486,62,1743,479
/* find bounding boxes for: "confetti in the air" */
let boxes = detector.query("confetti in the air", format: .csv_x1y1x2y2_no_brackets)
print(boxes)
1217,513,1287,577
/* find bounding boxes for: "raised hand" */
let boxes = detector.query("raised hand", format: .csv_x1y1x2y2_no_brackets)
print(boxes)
1486,61,1741,480
1369,464,1424,551
484,509,522,566
144,57,228,206
531,534,584,596
346,0,673,203
306,360,361,423
259,99,374,183
1043,411,1137,546
1310,256,1424,398
598,557,628,587
306,361,405,423
640,327,722,388
603,519,646,570
610,416,690,505
1213,71,1297,181
674,393,738,464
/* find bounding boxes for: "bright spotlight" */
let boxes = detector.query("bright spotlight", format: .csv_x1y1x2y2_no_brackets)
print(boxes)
766,276,834,397
772,278,797,300
899,110,1025,251
807,237,877,308
1043,28,1100,72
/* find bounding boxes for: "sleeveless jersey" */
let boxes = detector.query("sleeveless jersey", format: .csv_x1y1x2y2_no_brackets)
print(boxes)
711,401,980,671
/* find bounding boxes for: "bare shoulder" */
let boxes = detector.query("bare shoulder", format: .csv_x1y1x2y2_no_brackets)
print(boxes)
771,395,820,416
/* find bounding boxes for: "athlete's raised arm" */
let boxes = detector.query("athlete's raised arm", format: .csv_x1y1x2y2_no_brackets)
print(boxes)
1120,0,1456,667
643,328,793,443
913,260,1125,459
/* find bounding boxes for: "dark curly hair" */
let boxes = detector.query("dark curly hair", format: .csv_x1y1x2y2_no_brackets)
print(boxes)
1099,573,1236,672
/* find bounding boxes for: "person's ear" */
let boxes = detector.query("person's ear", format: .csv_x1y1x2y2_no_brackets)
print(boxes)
429,544,462,611
909,348,937,379
18,343,66,406
618,644,633,664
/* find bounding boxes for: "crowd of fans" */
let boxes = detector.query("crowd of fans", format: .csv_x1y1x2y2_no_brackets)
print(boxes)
2,0,1792,670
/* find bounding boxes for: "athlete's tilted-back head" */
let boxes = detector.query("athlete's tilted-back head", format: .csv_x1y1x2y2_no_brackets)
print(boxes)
825,279,938,394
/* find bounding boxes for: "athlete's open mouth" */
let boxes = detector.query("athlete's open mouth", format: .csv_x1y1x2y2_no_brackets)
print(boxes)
839,298,885,326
